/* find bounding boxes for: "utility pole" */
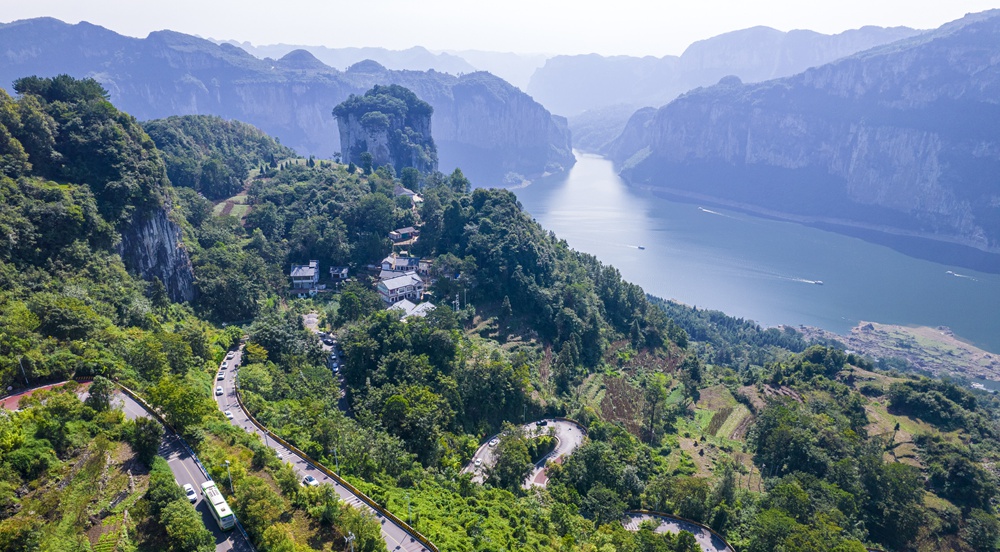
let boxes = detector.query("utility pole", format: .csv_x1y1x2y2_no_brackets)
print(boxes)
346,532,355,552
225,460,234,494
18,356,29,386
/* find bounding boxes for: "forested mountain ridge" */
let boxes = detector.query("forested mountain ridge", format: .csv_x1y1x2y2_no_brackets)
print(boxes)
142,115,296,200
0,17,573,185
0,75,193,301
609,10,1000,264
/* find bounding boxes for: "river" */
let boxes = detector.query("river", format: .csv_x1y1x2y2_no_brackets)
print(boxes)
513,153,1000,353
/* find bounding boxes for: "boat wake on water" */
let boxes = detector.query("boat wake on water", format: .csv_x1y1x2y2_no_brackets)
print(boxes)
698,206,739,220
742,265,824,285
946,270,979,282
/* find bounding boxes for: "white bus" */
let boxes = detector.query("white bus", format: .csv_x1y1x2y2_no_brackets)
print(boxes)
201,480,236,531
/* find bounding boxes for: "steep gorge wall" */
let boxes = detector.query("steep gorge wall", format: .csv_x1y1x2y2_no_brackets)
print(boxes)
611,12,1000,257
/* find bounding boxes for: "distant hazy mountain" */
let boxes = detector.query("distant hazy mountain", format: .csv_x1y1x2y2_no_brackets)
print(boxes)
608,11,1000,268
0,18,573,184
531,25,921,117
217,41,479,75
528,25,921,152
443,50,550,90
213,41,549,91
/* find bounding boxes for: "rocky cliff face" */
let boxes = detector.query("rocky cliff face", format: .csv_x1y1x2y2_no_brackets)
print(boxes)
0,19,572,185
610,10,1000,261
333,84,437,174
119,207,195,303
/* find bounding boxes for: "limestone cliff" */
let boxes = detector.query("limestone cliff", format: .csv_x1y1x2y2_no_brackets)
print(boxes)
610,10,1000,263
333,84,437,175
119,207,195,303
0,19,573,185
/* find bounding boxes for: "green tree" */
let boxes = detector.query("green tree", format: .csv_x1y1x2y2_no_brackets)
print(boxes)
148,375,214,434
84,375,115,412
401,167,420,190
130,416,164,467
489,423,532,491
236,475,285,540
581,484,626,527
449,168,471,193
161,499,214,552
359,152,374,175
962,509,1000,552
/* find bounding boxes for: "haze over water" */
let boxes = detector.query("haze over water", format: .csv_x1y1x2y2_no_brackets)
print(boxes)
514,153,1000,353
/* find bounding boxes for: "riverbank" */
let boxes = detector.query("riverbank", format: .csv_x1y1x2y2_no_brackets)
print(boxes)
796,322,1000,382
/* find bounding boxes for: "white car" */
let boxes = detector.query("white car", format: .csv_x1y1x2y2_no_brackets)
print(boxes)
224,410,234,420
488,438,499,447
217,372,225,380
221,361,229,369
474,458,483,469
226,352,235,360
302,475,319,487
183,483,197,503
215,386,223,396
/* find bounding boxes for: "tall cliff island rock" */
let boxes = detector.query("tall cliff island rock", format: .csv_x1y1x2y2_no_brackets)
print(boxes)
333,84,437,175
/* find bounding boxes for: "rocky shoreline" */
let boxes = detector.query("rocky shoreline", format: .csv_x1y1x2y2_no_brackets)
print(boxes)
795,321,1000,383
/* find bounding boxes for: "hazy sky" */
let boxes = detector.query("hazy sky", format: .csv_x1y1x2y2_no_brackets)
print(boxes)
5,0,1000,56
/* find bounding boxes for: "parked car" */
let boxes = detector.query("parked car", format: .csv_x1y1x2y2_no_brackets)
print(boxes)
217,372,225,380
221,361,228,369
489,438,499,447
215,386,223,396
536,420,548,426
182,483,197,503
474,459,483,469
224,410,234,420
226,351,235,360
302,475,319,487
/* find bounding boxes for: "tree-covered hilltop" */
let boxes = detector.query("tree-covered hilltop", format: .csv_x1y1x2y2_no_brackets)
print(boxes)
333,84,438,176
142,115,295,200
3,75,167,226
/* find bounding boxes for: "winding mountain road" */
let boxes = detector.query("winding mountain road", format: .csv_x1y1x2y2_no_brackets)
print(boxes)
462,419,586,487
623,511,735,552
115,391,254,552
217,348,432,552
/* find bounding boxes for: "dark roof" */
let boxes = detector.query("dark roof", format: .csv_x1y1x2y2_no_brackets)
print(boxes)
290,260,318,278
379,272,422,291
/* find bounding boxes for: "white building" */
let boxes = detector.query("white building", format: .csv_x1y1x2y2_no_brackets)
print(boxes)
290,260,319,297
377,271,424,304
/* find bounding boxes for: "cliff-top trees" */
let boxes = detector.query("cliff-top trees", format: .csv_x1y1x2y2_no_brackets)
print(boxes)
333,84,438,175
